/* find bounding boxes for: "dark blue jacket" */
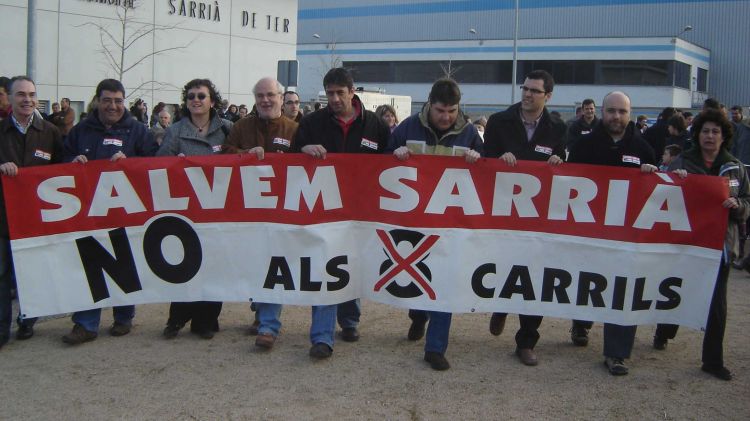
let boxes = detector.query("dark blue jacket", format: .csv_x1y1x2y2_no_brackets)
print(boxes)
64,109,158,162
387,103,483,156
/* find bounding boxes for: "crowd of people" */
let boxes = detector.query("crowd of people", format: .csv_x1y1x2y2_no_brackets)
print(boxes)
0,68,746,382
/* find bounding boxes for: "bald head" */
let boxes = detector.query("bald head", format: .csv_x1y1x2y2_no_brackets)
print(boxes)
601,91,632,139
253,77,283,120
158,109,171,127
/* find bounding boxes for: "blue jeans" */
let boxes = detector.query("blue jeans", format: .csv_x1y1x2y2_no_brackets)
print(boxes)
337,299,360,329
256,303,336,347
424,311,452,354
72,306,135,333
603,323,637,359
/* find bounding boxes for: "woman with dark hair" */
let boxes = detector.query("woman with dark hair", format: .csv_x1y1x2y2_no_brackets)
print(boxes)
225,104,239,122
375,104,399,132
129,98,148,125
157,78,232,340
665,113,690,151
654,109,747,381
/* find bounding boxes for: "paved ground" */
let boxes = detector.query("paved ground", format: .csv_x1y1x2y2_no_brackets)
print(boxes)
1,269,748,420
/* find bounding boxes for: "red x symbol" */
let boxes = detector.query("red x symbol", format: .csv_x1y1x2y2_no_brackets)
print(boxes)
373,229,439,300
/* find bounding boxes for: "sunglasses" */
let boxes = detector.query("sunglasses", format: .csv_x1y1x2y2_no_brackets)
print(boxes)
187,93,208,101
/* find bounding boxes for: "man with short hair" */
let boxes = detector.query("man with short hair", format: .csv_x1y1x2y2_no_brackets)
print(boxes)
46,102,61,122
0,77,11,120
643,107,674,162
150,109,172,145
730,106,744,124
567,98,597,150
61,78,158,345
0,76,64,348
223,77,298,351
568,91,657,376
51,97,75,136
388,78,482,370
282,91,303,122
294,67,390,359
483,69,567,367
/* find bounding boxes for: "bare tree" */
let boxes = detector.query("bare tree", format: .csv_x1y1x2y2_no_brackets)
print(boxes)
77,1,193,98
440,60,461,80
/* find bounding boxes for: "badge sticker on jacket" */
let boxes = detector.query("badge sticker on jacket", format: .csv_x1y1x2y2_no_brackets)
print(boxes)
212,145,222,153
622,155,641,165
273,137,291,148
729,179,740,187
361,138,378,150
534,145,553,155
34,150,51,160
103,138,123,147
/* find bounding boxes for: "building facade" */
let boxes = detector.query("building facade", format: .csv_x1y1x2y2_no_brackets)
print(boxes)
296,0,750,115
1,0,298,116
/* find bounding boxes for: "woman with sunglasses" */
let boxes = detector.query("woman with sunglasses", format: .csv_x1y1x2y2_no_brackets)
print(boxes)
157,78,233,339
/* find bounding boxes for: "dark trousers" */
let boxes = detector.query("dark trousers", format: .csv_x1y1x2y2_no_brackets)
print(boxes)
603,324,637,359
167,301,222,331
572,320,593,329
656,260,729,367
493,312,543,349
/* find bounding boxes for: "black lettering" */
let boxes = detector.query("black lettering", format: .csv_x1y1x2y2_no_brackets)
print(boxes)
499,265,535,300
283,18,290,33
199,2,206,19
190,1,196,17
266,14,271,29
576,271,606,307
241,10,248,27
251,12,256,28
213,1,220,21
274,16,279,32
178,0,186,16
264,256,295,290
299,257,320,291
471,263,496,298
611,276,628,311
326,255,349,291
656,277,682,310
142,216,202,284
168,0,176,14
631,277,653,311
540,267,571,303
76,227,142,303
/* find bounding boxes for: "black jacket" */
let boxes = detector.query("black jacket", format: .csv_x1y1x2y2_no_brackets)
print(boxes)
483,102,567,161
643,120,670,159
568,121,656,168
567,116,599,149
294,95,390,154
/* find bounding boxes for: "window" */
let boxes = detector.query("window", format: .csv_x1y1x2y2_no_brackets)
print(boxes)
697,68,708,92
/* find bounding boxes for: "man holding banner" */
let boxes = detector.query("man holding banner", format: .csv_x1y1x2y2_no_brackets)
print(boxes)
568,91,657,375
0,76,63,348
294,67,390,358
482,69,568,367
388,78,483,370
61,79,158,345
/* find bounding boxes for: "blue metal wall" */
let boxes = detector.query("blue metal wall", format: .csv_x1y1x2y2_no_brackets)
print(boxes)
297,0,750,105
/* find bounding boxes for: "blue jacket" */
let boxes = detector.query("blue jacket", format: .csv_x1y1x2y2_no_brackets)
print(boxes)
387,103,484,156
64,109,158,162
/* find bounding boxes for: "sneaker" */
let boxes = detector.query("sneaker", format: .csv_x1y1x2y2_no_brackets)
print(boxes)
62,324,98,345
604,357,629,375
109,322,131,337
248,320,260,336
255,333,276,350
424,351,450,371
340,327,360,342
570,326,589,347
653,335,668,350
15,323,34,340
407,320,426,341
489,313,506,336
701,364,732,381
162,324,182,339
309,343,333,359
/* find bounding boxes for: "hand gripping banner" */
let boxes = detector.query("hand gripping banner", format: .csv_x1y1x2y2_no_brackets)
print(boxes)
2,154,728,328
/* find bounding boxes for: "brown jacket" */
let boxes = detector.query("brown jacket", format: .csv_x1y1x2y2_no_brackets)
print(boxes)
50,106,75,135
224,114,297,153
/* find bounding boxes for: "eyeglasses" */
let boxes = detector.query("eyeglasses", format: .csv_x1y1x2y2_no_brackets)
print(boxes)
100,97,124,106
187,93,208,101
520,86,547,95
285,100,300,105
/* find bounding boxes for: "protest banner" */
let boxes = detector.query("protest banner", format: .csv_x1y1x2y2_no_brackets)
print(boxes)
2,154,727,328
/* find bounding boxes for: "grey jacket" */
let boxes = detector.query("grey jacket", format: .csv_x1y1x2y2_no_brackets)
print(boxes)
157,114,232,157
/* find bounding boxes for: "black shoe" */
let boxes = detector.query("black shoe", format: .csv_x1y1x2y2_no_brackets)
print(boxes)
653,335,668,350
62,324,98,345
109,322,131,337
0,334,8,349
701,364,732,381
604,357,629,375
570,326,589,347
424,351,450,370
309,343,333,359
15,323,34,340
163,324,182,339
340,327,360,342
489,313,506,336
190,326,214,340
407,320,426,341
